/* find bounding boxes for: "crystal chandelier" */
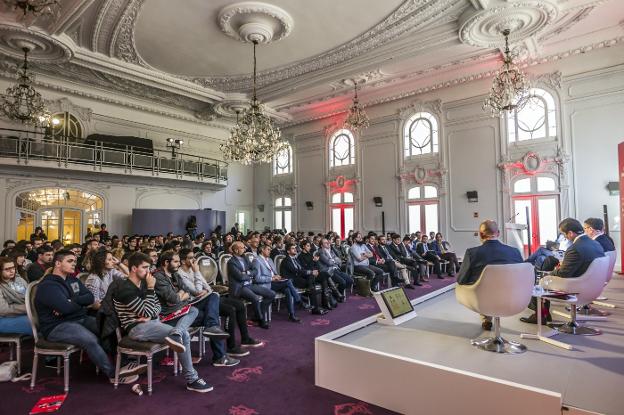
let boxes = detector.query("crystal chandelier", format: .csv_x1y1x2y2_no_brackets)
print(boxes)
0,46,52,126
483,29,531,117
343,82,369,131
5,0,60,17
220,40,286,165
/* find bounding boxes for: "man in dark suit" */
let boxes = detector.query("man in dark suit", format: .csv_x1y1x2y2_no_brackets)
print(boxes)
457,220,523,330
377,234,415,289
387,234,424,285
521,218,605,324
415,235,443,279
584,218,616,252
280,243,328,315
227,242,275,329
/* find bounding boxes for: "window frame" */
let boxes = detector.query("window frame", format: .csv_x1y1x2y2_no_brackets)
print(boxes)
507,88,558,144
403,112,439,159
329,129,355,168
273,144,293,175
406,185,439,234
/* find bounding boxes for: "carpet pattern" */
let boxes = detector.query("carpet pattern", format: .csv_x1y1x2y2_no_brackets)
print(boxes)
0,278,455,415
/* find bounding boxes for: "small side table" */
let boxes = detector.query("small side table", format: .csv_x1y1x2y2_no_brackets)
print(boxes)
520,287,575,350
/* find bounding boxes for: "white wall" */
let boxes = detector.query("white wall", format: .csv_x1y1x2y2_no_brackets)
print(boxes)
255,44,624,267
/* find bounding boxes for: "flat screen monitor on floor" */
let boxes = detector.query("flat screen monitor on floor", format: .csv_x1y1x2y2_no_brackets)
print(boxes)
380,287,414,319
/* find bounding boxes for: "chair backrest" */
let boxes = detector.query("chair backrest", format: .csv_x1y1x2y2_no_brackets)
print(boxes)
274,255,286,274
243,252,255,264
25,280,42,343
605,251,616,283
456,263,535,318
197,255,218,285
543,256,610,305
218,254,232,285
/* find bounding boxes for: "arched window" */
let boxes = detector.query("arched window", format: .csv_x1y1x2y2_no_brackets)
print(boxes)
511,175,559,255
52,112,83,141
404,112,438,158
273,145,292,175
329,129,355,167
407,185,438,234
330,191,354,239
507,88,557,143
274,197,292,233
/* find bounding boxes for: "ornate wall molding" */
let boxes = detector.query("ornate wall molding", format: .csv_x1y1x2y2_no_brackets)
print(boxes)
397,163,448,195
497,148,570,193
533,70,562,90
269,182,296,198
110,0,150,67
397,99,442,121
45,97,93,122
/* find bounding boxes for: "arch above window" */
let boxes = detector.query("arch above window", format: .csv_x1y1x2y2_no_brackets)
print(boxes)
404,112,439,158
329,129,355,167
507,88,557,143
273,144,293,175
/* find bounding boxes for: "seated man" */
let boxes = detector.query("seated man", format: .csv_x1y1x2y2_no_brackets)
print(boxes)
368,235,402,288
457,220,523,330
280,243,328,315
318,238,353,299
227,242,275,329
415,235,443,279
27,245,54,283
431,233,460,276
584,218,616,252
113,252,212,392
35,249,143,384
349,232,384,292
376,234,415,289
386,234,424,286
521,218,605,324
154,251,237,367
253,243,304,322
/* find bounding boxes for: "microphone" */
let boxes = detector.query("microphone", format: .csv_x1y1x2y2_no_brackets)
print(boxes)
507,212,520,223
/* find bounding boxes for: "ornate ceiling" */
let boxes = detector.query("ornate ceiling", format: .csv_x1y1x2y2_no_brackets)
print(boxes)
0,0,622,129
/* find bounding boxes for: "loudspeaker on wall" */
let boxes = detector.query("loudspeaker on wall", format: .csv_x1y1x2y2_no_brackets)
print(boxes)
373,196,383,207
305,201,313,210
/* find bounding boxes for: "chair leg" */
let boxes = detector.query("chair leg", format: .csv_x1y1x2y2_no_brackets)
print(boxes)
277,298,281,313
198,331,204,359
147,355,153,396
470,317,527,354
9,343,14,361
173,352,178,376
114,351,121,389
16,341,21,375
56,356,61,375
551,304,602,336
63,355,70,393
30,352,38,390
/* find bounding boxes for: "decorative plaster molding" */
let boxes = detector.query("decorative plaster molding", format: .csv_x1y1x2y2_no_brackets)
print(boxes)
533,70,562,90
45,97,93,122
269,182,296,197
539,6,597,43
497,148,570,193
397,163,448,195
93,0,128,53
0,24,73,62
397,99,442,120
111,0,150,67
217,2,294,44
328,69,386,92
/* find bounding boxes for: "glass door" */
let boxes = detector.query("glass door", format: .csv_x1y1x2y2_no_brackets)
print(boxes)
513,195,559,256
62,209,82,244
331,205,354,239
40,209,60,242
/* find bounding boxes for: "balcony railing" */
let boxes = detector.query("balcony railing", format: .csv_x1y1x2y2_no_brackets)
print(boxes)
0,129,228,183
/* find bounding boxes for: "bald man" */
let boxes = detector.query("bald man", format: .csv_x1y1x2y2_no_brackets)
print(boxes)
456,220,523,330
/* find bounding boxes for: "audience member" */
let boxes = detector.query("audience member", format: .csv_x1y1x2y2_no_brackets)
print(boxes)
584,218,616,252
27,245,54,282
85,250,128,310
0,257,32,335
280,243,328,315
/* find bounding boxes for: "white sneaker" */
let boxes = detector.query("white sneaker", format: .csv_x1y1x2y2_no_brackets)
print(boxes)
110,374,139,384
119,361,147,377
165,335,186,353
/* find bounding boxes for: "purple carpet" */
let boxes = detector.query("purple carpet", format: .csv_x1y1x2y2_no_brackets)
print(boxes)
0,278,455,415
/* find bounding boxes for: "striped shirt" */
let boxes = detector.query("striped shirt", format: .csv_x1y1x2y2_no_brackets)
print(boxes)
112,279,161,332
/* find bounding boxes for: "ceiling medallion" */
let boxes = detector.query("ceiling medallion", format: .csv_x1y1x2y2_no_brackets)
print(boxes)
220,40,287,165
343,83,370,132
217,1,294,44
482,29,531,117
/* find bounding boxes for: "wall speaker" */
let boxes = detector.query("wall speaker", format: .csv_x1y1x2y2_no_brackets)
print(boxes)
257,204,265,212
466,191,478,203
305,201,314,210
606,181,619,196
373,196,383,207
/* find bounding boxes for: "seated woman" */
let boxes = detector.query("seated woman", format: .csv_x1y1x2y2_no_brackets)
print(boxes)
433,233,460,276
84,250,128,310
0,257,32,335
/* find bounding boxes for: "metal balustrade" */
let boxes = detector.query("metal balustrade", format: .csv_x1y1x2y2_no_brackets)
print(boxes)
0,129,227,183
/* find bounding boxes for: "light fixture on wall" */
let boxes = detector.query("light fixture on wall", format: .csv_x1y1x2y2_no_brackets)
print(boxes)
5,0,60,18
166,138,183,158
466,191,478,203
220,40,287,165
0,45,52,126
343,82,370,131
482,29,531,117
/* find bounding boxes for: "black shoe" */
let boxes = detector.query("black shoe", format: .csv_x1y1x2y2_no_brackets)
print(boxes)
241,338,264,348
259,320,270,330
482,321,492,331
311,308,329,315
202,325,230,339
437,274,444,279
300,302,313,310
186,378,213,393
288,314,301,323
405,284,415,290
520,313,551,325
413,280,423,286
227,346,250,358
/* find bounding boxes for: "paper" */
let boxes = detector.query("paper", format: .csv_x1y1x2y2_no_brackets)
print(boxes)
30,395,67,414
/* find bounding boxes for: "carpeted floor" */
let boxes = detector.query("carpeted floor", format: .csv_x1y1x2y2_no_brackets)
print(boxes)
0,277,455,415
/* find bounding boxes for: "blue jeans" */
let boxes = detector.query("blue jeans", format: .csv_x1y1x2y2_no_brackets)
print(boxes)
47,317,114,378
191,295,226,360
271,279,300,316
0,315,32,336
330,270,353,292
163,306,199,383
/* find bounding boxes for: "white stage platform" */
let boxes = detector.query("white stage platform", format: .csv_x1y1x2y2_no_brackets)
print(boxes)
315,279,624,415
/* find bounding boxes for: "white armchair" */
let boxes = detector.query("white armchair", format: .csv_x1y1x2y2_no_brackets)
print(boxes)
541,256,610,336
456,263,534,354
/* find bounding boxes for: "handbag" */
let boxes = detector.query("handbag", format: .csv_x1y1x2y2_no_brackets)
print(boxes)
0,361,18,382
355,278,372,297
